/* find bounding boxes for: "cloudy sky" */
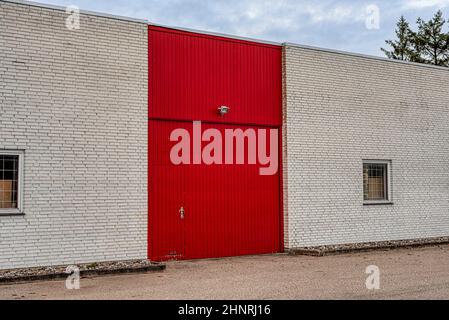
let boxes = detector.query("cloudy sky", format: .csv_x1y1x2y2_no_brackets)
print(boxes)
36,0,449,56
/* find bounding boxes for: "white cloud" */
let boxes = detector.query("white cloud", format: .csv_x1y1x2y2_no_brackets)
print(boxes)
402,0,449,9
212,1,370,39
305,4,364,24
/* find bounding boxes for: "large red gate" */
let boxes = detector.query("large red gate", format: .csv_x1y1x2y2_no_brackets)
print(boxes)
149,26,283,261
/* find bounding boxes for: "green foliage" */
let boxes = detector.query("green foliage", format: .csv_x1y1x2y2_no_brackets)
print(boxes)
382,11,449,67
381,16,416,61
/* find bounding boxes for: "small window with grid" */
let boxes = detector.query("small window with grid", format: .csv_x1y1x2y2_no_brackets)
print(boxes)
363,161,391,203
0,151,23,214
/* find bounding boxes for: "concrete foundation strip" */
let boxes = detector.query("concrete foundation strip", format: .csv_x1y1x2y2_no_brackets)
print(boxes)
0,260,166,284
289,237,449,256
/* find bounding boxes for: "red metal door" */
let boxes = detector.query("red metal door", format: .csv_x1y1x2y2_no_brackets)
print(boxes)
184,122,280,259
148,26,283,261
149,120,280,260
149,121,186,260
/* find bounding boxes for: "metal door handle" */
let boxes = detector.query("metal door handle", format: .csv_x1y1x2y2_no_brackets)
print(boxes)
179,207,185,220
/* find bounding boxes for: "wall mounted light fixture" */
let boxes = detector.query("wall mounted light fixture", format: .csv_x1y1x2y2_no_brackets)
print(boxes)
218,105,230,116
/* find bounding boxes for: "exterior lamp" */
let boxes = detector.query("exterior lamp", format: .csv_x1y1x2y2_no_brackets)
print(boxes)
218,105,230,116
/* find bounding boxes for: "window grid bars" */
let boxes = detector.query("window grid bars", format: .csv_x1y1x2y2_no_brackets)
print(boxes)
363,163,388,201
0,155,19,209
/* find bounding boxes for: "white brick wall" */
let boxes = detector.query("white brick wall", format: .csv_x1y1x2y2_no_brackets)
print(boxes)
0,1,148,269
283,45,449,248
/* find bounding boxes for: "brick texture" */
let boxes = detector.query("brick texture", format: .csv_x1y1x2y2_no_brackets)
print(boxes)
283,45,449,248
0,1,148,269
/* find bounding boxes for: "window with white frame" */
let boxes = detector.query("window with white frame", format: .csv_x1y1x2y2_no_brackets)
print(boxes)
363,160,391,203
0,151,24,214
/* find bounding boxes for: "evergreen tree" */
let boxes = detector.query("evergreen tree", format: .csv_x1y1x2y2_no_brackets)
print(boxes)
382,11,449,67
414,10,449,66
381,16,416,61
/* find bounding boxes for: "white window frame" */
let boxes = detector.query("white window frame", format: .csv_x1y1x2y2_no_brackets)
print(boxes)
363,160,392,205
0,150,24,215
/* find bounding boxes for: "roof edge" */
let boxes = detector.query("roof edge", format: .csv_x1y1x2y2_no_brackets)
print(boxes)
0,0,149,24
148,22,282,47
283,42,449,72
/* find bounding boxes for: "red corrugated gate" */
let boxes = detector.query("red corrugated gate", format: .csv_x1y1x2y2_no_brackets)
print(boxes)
149,26,283,261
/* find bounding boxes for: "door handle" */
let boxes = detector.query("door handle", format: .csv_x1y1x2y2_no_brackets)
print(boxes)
179,206,185,220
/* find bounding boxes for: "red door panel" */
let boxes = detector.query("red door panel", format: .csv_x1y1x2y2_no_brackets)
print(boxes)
149,121,280,261
149,121,185,260
185,122,280,259
149,26,282,126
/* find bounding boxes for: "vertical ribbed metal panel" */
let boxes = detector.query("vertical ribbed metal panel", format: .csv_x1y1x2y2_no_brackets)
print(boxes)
149,121,185,260
148,26,283,261
149,121,280,260
149,26,282,126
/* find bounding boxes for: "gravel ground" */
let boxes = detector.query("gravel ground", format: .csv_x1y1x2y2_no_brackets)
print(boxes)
0,245,448,300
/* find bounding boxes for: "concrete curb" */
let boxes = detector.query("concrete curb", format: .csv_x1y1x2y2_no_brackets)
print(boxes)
289,237,449,257
0,263,166,285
